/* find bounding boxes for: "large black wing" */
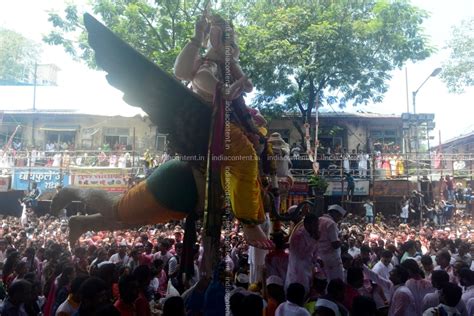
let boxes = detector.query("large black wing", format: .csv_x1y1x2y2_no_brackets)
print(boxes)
84,13,212,157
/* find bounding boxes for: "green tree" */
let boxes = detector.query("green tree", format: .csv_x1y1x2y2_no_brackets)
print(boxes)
238,0,433,144
44,0,433,147
440,17,474,93
44,0,207,73
0,28,40,84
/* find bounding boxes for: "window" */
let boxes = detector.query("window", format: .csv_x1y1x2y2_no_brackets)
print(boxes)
156,134,167,152
370,129,401,152
319,137,343,151
104,135,128,147
104,128,130,136
103,127,130,148
45,131,76,146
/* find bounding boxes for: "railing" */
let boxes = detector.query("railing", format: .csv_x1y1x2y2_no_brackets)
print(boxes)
0,150,473,180
0,149,164,170
289,152,474,180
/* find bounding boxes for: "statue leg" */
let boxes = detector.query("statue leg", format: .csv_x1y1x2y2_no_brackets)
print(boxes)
51,187,123,245
223,124,273,250
55,160,199,243
51,186,120,219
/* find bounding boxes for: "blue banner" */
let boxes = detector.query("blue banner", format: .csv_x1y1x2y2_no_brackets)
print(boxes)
12,168,70,191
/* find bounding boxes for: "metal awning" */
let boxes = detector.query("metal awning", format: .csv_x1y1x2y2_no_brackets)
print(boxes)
40,125,80,132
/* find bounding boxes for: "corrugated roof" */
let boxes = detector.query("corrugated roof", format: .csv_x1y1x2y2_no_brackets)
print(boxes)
281,111,401,119
440,130,474,147
0,85,146,117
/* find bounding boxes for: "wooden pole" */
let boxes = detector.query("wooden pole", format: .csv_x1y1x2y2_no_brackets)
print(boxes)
439,130,443,200
405,67,410,113
132,127,136,169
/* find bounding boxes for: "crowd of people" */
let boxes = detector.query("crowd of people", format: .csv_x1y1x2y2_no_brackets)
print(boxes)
0,196,473,315
0,149,138,170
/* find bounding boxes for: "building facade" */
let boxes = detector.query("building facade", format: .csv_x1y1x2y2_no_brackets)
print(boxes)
0,110,162,152
0,110,409,155
434,131,474,178
267,112,404,154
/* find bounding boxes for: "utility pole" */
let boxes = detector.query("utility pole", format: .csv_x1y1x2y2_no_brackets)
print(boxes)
412,67,442,229
31,62,38,147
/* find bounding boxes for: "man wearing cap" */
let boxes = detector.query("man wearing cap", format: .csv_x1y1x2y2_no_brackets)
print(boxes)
317,204,346,281
268,132,293,213
285,213,320,295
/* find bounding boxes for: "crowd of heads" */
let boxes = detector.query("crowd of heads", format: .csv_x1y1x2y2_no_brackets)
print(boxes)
0,199,473,315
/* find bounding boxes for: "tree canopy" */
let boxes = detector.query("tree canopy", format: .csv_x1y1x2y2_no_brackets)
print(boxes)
440,17,474,93
0,28,40,84
238,0,433,140
44,0,206,73
44,0,433,143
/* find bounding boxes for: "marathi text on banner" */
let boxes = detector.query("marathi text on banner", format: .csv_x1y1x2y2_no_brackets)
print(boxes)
12,168,69,191
70,168,128,193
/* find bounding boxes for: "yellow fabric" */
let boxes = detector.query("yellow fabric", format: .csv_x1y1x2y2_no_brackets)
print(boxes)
221,123,264,225
396,159,404,176
117,181,186,225
267,143,277,176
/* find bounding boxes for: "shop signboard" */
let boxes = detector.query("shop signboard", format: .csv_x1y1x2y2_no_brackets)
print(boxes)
70,168,128,193
324,180,370,196
12,168,69,191
373,180,416,197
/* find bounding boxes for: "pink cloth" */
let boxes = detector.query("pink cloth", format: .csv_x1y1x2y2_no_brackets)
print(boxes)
157,270,168,297
285,222,318,293
462,286,474,310
434,265,457,284
43,276,58,316
388,285,416,316
265,250,289,284
422,290,467,315
405,278,434,315
317,214,343,281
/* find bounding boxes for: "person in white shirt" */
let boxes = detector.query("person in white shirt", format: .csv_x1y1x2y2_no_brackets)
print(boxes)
423,282,463,316
363,264,416,316
118,154,127,169
435,250,456,283
400,200,409,223
358,152,369,177
317,204,346,282
109,242,129,266
422,270,467,315
452,243,472,267
275,283,310,316
314,298,341,316
153,239,172,265
467,298,474,316
52,153,62,167
364,199,374,223
421,255,435,281
347,237,360,258
372,250,394,280
458,268,474,308
402,258,435,315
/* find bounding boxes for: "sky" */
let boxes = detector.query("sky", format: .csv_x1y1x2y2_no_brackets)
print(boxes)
0,0,473,143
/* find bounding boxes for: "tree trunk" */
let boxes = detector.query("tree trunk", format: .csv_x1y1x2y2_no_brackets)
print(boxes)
292,119,306,150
